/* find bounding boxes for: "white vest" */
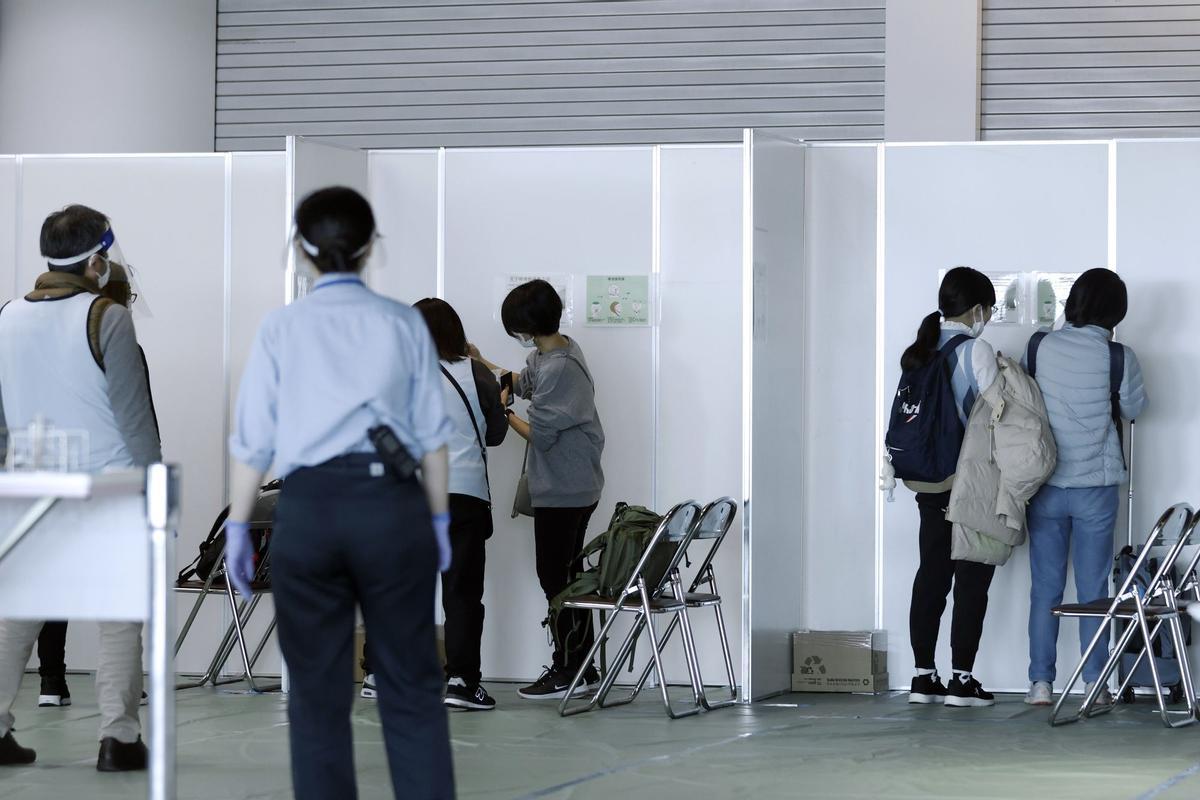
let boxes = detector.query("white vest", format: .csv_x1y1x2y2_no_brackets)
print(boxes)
0,294,134,472
440,358,489,502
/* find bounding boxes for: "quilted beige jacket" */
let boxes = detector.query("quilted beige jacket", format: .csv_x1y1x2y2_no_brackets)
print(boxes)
947,355,1057,566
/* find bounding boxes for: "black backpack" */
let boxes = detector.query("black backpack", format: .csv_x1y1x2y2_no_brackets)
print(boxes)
885,334,971,484
177,480,283,588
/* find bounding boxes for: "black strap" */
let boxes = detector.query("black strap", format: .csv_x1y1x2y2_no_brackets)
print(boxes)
1026,331,1049,378
1108,340,1127,457
440,364,491,498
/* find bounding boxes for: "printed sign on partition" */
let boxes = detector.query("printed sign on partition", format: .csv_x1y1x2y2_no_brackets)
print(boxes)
493,274,574,327
586,275,650,327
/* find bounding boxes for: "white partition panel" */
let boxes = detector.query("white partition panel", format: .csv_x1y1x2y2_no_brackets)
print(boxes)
802,144,879,633
222,151,288,675
444,146,654,681
0,157,15,300
743,131,807,700
1116,141,1200,613
658,144,744,686
367,150,439,304
286,136,369,298
881,143,1110,691
18,155,229,672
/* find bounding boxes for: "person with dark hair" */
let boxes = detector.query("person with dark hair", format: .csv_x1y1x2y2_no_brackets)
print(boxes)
0,205,160,771
35,265,157,714
473,279,606,699
902,266,1001,708
360,298,508,711
228,186,455,799
1021,268,1146,708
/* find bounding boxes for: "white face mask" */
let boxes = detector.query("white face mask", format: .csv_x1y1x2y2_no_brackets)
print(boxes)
94,256,112,289
515,333,537,349
968,306,986,338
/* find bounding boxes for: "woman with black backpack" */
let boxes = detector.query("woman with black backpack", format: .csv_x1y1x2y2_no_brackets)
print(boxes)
895,267,1000,708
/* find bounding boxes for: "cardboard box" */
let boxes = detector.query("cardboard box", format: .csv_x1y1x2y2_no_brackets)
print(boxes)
354,624,447,685
791,630,888,694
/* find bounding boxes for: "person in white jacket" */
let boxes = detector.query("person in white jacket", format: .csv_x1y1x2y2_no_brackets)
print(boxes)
1021,269,1147,708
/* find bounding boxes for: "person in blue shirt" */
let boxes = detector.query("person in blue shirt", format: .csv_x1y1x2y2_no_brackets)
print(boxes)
226,187,455,800
1022,269,1147,708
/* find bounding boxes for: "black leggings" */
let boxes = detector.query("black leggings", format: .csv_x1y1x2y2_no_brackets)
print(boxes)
909,491,996,673
534,504,598,672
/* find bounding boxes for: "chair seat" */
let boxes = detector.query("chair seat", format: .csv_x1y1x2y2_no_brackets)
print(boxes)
684,592,722,607
176,579,272,593
561,593,686,612
1053,598,1176,618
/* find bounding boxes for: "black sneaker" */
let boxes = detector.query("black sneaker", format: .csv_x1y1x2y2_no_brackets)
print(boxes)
0,732,35,766
38,675,71,708
517,665,599,699
908,673,948,704
444,678,496,711
944,674,995,708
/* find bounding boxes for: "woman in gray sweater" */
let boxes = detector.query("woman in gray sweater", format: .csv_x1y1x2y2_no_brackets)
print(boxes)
474,279,605,699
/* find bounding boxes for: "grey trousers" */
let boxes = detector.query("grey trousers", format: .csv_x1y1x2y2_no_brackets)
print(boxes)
0,619,143,743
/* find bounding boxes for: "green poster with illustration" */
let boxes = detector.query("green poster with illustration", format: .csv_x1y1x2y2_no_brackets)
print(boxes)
586,275,650,326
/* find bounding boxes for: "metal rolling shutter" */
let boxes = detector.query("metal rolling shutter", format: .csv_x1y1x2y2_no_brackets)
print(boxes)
983,0,1200,140
215,0,884,150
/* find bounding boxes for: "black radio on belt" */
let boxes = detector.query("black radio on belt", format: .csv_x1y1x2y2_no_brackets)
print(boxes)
367,425,419,480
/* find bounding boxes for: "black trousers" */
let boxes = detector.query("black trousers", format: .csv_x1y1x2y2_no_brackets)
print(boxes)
363,493,492,685
37,621,68,678
272,456,454,800
534,503,598,672
909,491,996,673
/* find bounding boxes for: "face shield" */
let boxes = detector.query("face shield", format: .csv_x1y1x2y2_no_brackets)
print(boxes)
44,225,151,319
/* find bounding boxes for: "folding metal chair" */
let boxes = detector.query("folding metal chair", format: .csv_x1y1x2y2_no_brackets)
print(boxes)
558,500,704,719
175,486,280,692
174,550,277,692
623,497,739,710
1049,503,1198,728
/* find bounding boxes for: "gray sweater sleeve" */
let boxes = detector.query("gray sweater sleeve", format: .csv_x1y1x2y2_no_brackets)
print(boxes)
527,358,597,452
100,306,163,466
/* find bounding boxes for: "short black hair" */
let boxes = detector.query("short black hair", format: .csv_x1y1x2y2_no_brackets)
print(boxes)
414,297,468,362
501,279,562,337
40,205,108,275
1065,268,1127,331
294,186,376,274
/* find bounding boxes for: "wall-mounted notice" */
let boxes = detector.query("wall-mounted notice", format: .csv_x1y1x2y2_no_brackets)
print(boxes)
1034,272,1082,327
586,275,650,326
494,274,574,327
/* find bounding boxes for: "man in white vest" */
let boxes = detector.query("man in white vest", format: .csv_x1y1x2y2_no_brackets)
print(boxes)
0,204,161,772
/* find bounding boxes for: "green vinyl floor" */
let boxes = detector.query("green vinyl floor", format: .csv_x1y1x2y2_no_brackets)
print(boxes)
2,675,1200,799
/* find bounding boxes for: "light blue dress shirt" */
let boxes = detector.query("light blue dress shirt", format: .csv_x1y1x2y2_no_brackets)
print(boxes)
230,273,452,479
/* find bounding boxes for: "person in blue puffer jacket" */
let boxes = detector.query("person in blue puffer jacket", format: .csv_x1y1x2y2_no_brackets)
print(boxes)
1021,268,1147,708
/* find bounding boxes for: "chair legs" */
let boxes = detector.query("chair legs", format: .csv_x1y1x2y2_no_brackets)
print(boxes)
1051,608,1198,728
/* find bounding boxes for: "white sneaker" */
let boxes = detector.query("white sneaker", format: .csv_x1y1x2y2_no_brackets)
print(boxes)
1024,681,1052,706
360,673,377,700
1085,682,1113,707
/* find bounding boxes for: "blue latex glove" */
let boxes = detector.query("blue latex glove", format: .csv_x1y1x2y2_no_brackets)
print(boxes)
433,512,451,573
223,521,255,601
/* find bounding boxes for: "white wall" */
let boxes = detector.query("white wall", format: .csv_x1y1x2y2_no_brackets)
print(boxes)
0,0,216,154
884,0,982,142
801,144,879,633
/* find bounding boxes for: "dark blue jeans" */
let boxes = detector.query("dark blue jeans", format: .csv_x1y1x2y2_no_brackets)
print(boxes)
1027,484,1119,685
273,455,454,800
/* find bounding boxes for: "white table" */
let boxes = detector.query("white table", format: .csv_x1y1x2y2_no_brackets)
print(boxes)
0,465,179,800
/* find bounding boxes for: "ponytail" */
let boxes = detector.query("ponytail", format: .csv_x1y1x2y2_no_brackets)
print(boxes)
900,311,942,371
